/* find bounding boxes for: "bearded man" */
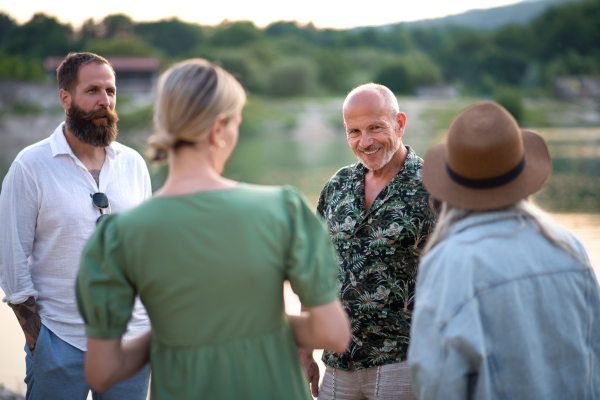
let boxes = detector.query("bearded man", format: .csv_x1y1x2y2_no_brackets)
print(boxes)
300,84,436,399
0,52,151,400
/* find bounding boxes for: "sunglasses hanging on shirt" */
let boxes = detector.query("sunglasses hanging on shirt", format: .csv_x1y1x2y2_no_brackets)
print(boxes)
91,192,111,226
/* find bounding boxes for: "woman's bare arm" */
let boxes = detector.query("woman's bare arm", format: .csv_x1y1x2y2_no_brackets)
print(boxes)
85,331,152,393
289,299,350,354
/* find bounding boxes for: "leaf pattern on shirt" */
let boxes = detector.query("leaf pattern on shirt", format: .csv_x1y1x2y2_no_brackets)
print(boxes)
316,146,436,370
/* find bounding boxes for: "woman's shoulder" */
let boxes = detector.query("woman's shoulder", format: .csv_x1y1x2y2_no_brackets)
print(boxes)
113,184,308,224
116,196,165,221
96,197,169,239
236,183,300,197
235,183,309,208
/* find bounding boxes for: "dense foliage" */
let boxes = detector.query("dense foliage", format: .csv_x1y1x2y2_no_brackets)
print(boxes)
0,0,598,96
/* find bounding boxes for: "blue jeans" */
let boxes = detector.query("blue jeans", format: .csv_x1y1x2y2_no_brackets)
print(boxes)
25,324,150,400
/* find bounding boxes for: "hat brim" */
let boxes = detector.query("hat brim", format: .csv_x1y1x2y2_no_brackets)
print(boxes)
422,130,551,211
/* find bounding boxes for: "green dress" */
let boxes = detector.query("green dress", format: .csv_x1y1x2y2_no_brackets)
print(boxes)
76,184,339,400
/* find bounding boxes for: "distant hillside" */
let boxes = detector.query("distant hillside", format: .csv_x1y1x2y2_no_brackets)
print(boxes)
380,0,585,31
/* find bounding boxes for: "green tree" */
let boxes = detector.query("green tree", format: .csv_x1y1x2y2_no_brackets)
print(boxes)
381,26,413,53
374,63,413,95
272,36,312,57
544,50,600,86
494,86,523,123
267,59,317,96
4,13,73,57
78,18,101,43
215,51,263,92
436,30,491,85
245,42,277,65
314,50,353,93
492,24,531,56
100,14,134,38
0,52,44,80
397,50,444,87
211,21,263,47
532,0,600,61
135,18,204,57
410,28,447,54
480,49,529,85
85,37,159,57
358,28,383,48
265,21,304,37
0,12,16,48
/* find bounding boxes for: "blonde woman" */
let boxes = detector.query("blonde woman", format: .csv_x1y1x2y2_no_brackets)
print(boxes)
408,102,600,399
75,59,350,399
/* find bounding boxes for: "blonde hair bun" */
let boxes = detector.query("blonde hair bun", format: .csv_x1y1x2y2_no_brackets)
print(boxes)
147,58,246,163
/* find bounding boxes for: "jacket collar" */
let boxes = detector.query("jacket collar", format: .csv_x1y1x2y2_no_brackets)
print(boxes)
446,210,525,238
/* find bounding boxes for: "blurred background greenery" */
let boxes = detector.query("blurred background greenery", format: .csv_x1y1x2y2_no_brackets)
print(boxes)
0,0,599,98
0,0,599,212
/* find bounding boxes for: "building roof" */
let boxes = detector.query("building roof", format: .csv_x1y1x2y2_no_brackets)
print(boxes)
44,56,160,73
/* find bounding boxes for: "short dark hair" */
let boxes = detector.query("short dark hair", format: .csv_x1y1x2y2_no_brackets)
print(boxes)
56,52,116,93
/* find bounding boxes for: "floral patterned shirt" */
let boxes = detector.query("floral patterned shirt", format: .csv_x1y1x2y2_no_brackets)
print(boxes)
317,146,436,370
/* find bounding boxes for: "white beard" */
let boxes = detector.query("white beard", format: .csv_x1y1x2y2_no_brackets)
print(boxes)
361,137,401,171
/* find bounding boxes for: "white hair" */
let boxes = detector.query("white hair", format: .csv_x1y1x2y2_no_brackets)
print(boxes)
424,200,588,266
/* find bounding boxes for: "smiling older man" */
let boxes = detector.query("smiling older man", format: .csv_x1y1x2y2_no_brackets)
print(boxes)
300,83,436,399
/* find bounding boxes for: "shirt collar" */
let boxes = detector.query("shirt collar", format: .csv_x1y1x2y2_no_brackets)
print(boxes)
50,122,122,158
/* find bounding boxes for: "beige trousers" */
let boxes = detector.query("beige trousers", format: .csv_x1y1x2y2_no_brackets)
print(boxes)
318,361,416,400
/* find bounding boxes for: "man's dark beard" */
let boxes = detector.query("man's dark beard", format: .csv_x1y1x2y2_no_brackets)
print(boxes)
66,103,119,148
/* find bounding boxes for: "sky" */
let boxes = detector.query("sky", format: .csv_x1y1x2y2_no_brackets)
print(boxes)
0,0,527,29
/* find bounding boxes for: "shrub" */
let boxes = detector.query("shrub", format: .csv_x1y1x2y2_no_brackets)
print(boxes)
493,86,524,123
314,50,353,93
0,53,44,81
374,62,413,95
267,59,317,97
85,37,159,57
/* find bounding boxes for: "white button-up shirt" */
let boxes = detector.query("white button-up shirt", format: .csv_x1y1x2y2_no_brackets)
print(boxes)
0,122,152,350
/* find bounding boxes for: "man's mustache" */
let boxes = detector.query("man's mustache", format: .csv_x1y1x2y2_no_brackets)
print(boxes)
74,107,119,122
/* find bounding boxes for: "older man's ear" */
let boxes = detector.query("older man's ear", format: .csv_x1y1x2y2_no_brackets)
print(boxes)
397,112,407,136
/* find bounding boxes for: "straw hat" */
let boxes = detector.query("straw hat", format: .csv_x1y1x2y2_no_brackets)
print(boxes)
422,102,551,211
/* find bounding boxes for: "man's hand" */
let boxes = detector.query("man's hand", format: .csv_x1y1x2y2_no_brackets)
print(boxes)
299,348,320,398
10,296,41,356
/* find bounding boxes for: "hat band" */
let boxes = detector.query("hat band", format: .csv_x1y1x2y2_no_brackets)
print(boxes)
446,156,526,189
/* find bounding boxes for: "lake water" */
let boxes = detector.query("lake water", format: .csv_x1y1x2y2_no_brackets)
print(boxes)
1,97,599,396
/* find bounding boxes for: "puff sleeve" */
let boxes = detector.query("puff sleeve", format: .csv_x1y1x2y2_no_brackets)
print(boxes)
284,187,339,308
76,215,136,339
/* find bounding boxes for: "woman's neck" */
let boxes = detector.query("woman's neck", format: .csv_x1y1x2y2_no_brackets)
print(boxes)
154,147,238,197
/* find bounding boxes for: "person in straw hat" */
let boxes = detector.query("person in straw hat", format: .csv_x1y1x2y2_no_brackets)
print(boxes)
408,102,600,399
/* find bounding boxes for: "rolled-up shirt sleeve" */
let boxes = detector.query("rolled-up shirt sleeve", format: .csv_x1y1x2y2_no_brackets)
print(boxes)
0,161,40,305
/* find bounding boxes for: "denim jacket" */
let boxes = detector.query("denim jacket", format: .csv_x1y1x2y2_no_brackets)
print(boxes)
408,210,600,400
